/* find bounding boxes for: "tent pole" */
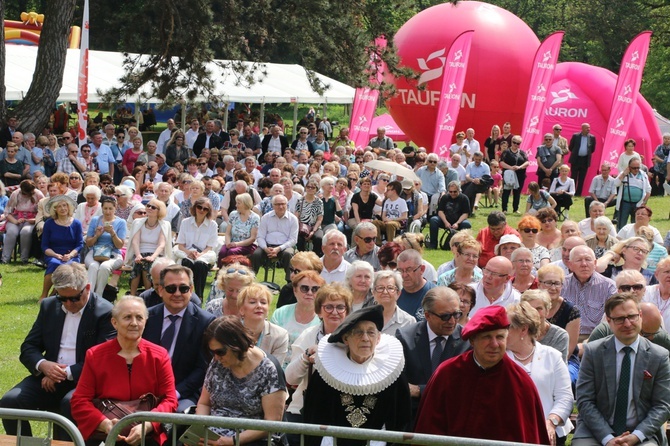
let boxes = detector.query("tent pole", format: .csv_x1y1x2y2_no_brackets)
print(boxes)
260,100,265,131
293,101,298,141
223,103,230,131
323,101,328,120
180,98,187,132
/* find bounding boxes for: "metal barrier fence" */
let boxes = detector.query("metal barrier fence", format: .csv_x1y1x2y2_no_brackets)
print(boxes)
0,408,85,446
106,412,541,446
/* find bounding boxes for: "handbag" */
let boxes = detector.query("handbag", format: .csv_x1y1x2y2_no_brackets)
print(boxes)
90,393,163,440
93,244,113,262
298,222,312,238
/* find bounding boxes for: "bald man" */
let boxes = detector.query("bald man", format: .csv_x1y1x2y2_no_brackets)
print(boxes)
469,256,520,317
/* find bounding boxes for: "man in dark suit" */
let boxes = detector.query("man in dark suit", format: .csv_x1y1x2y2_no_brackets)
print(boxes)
143,264,215,412
395,286,469,418
261,125,289,160
0,116,19,148
574,293,670,446
568,122,597,196
0,264,115,439
192,120,224,157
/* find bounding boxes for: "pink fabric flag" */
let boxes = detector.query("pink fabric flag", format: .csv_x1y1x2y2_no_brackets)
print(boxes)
432,30,474,159
600,31,653,174
520,31,564,180
76,0,90,147
350,38,387,149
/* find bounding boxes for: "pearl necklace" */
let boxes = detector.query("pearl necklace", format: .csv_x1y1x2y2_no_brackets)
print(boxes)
513,344,536,362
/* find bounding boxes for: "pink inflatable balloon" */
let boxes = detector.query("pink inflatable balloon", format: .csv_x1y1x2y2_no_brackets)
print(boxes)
387,1,540,151
542,62,660,186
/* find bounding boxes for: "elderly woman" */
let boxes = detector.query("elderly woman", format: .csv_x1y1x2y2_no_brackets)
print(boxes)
511,248,538,293
295,179,324,255
206,263,256,315
617,205,663,244
196,316,286,445
303,306,411,446
584,216,617,259
321,176,343,233
437,238,482,286
637,226,668,273
71,296,178,446
175,197,218,298
125,198,172,295
285,284,353,436
448,283,476,326
271,270,323,368
68,172,84,195
1,180,43,264
113,185,135,220
346,260,375,310
537,265,580,358
218,193,259,266
493,233,522,262
643,257,670,328
84,196,126,295
578,200,617,239
41,195,83,298
238,283,289,365
518,215,550,270
536,208,561,250
521,290,569,361
74,185,102,235
549,164,575,219
596,236,658,285
276,252,323,308
373,270,416,334
506,301,573,446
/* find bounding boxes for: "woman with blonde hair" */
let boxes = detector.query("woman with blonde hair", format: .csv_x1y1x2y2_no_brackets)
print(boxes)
206,263,256,316
520,290,569,361
636,225,668,273
437,238,482,286
238,283,289,364
484,124,501,163
596,236,657,285
537,264,580,358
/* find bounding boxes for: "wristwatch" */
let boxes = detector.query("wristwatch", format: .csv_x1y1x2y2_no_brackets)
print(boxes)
549,416,560,427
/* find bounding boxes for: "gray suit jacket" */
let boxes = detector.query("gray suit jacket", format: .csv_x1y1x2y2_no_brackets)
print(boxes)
575,335,670,445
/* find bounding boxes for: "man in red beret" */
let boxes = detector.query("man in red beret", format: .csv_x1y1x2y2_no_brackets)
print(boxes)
414,306,550,445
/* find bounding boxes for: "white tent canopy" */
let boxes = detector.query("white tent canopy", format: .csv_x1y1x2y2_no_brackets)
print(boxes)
4,45,356,104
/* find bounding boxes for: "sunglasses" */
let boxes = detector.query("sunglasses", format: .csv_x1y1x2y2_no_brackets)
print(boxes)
299,285,320,294
226,268,249,275
146,204,158,210
522,228,539,233
196,205,210,211
56,288,85,303
210,346,228,357
357,236,376,243
163,284,191,294
540,218,555,224
198,162,208,166
135,211,147,215
429,311,463,322
63,136,72,140
512,141,521,145
619,284,645,292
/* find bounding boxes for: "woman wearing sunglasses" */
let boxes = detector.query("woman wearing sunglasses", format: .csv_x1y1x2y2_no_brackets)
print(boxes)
596,236,658,285
174,197,218,298
518,215,550,270
125,198,172,295
276,252,323,309
284,284,353,441
270,270,323,368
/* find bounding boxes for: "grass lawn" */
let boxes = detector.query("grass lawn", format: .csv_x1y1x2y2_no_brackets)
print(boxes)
0,195,668,435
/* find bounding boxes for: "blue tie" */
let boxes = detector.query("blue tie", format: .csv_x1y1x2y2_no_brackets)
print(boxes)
160,315,180,353
613,346,632,436
431,337,445,372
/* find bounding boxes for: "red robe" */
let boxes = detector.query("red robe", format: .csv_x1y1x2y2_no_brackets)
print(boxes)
70,338,178,443
414,351,550,445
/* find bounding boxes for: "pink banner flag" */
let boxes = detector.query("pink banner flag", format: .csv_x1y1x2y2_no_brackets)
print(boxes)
520,31,564,179
350,38,387,149
432,30,474,159
76,0,90,147
600,31,653,174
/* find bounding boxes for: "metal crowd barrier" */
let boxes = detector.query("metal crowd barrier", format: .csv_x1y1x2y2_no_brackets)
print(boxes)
0,408,85,446
106,412,542,446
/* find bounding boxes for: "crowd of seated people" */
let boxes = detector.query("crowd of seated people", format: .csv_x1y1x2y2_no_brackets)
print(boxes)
2,114,670,445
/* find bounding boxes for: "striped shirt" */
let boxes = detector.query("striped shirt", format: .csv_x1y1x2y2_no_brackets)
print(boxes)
562,272,617,335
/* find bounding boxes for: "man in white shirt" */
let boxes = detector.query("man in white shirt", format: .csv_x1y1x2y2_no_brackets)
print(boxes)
185,119,200,149
320,231,350,284
463,128,480,154
156,119,176,154
469,256,520,317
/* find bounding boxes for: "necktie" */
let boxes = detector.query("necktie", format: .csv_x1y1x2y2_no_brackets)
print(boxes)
160,315,180,353
431,337,445,372
613,346,632,436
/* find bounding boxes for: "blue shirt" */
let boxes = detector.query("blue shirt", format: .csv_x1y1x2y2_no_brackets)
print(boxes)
416,166,446,195
90,143,115,174
86,216,127,255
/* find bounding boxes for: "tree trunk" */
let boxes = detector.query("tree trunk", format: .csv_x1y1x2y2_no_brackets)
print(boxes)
0,0,6,123
13,0,77,134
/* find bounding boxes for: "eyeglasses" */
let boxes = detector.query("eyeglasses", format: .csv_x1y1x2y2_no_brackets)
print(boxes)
135,211,147,215
458,252,479,259
349,328,378,339
70,176,81,180
117,136,125,139
629,166,640,170
81,149,91,153
540,280,562,288
196,205,210,211
198,162,208,166
397,264,422,275
428,160,438,164
609,313,640,325
299,285,320,294
357,236,376,244
513,258,533,264
511,141,521,145
374,285,399,293
378,178,389,182
553,128,562,131
641,329,661,339
540,218,555,224
482,268,508,278
55,288,85,303
429,311,463,322
322,304,347,314
618,284,645,292
522,228,539,234
210,346,228,357
69,151,78,154
626,246,649,255
146,204,158,210
163,284,191,294
226,268,249,275
459,299,472,307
